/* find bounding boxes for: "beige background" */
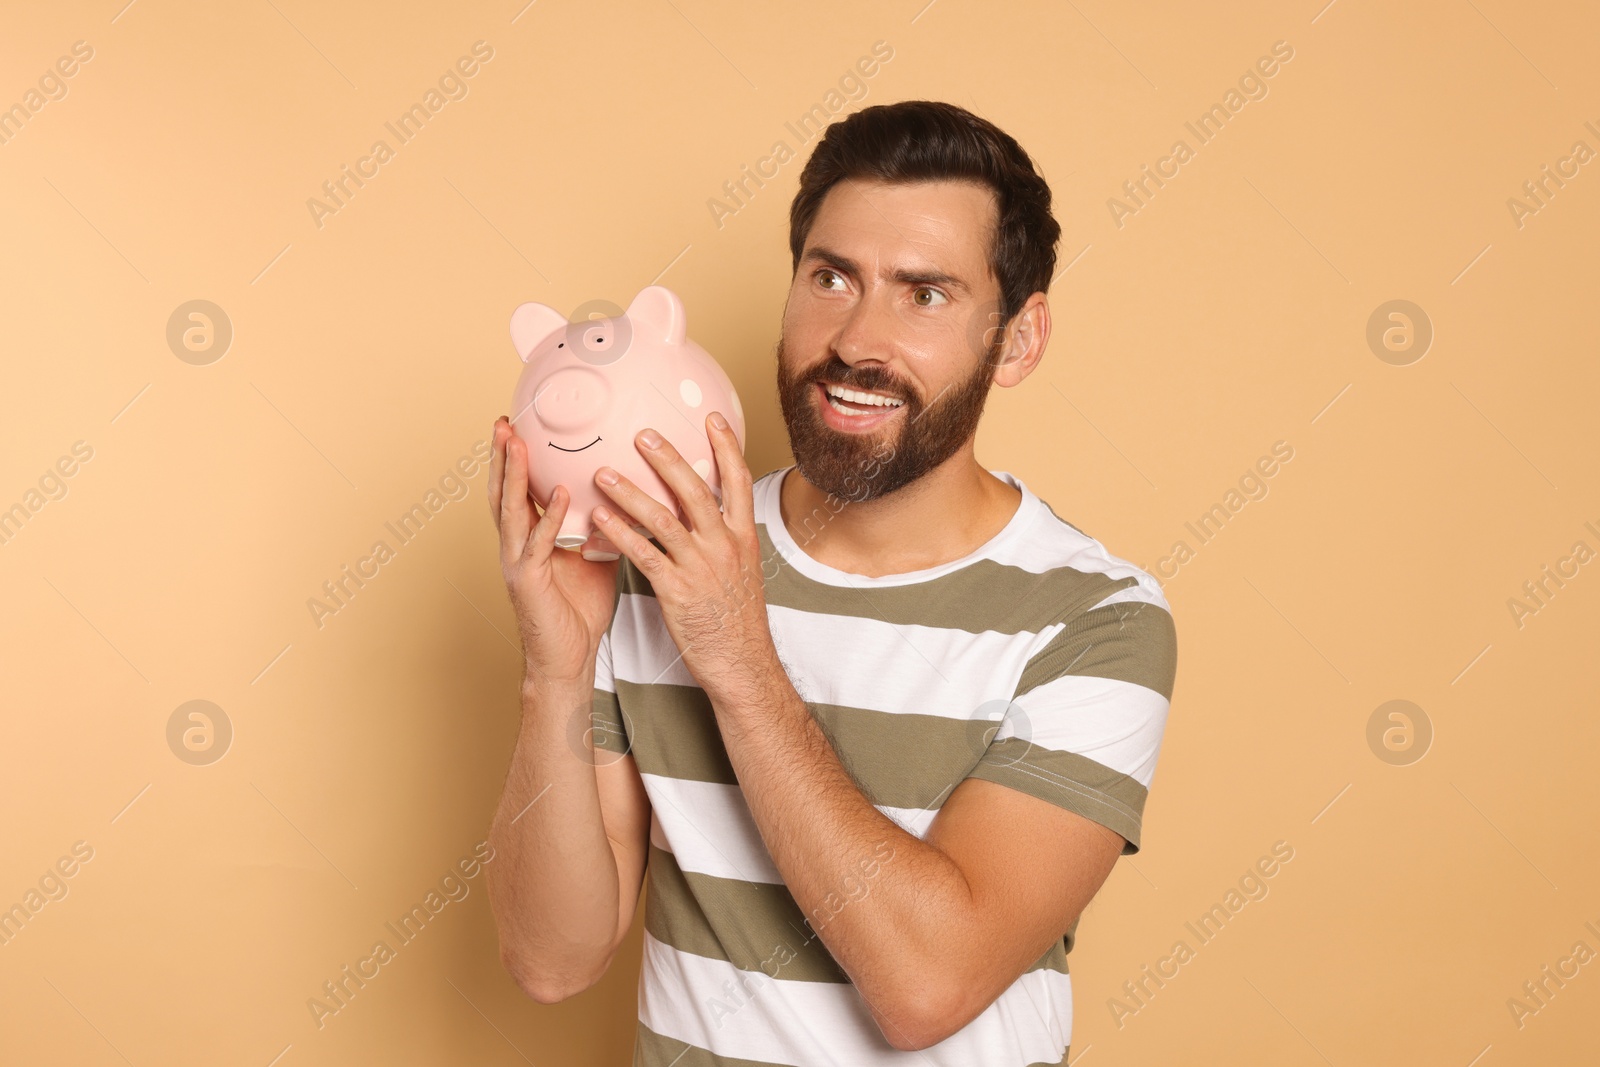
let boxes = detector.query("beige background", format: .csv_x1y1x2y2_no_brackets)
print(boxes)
2,0,1597,1063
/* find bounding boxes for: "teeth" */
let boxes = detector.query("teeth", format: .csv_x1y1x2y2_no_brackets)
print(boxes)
824,383,904,408
826,394,899,417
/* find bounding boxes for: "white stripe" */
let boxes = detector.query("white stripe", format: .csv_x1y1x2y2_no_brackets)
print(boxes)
875,803,942,840
756,466,1167,592
1008,676,1171,787
989,514,1164,589
642,774,784,884
763,604,1045,716
1084,579,1168,613
639,930,1071,1066
612,594,692,686
613,594,1041,718
595,627,615,691
612,495,1170,726
644,776,957,883
611,591,1164,726
642,680,1164,886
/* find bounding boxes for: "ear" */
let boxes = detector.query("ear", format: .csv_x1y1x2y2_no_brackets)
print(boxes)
510,301,569,362
991,292,1051,388
625,285,687,346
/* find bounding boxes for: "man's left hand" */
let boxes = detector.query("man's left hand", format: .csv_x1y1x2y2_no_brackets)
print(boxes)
589,412,776,701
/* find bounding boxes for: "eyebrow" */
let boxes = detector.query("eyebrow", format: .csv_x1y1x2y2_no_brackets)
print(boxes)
800,245,973,296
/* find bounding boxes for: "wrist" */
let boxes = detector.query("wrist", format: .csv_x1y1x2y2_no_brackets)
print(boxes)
702,645,782,710
520,665,593,699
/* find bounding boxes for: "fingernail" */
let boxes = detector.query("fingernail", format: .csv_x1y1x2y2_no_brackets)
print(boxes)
638,428,662,449
709,411,728,431
596,467,619,485
594,505,612,521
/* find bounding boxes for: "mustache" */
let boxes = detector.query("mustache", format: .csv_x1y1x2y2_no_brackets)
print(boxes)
797,357,913,403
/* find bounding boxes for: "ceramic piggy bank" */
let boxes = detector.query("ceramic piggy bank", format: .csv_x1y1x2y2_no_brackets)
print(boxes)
508,286,747,562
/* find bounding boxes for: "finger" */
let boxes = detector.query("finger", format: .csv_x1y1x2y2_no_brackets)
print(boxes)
592,502,667,576
633,428,723,536
499,433,533,563
525,483,569,564
488,417,510,528
707,412,754,534
595,463,690,557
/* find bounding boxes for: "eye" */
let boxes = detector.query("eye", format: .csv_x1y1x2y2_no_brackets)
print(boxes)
816,268,847,291
912,286,948,307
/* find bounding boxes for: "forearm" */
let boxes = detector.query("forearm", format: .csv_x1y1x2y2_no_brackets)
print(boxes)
710,673,976,1028
486,672,620,995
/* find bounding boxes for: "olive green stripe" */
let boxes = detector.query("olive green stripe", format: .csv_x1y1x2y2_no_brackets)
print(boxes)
766,518,1139,635
1061,914,1081,958
637,1023,1068,1066
606,680,1148,842
609,682,1002,797
591,687,631,754
645,844,1070,986
808,705,999,808
605,682,730,778
646,843,850,984
615,527,1143,638
968,742,1147,854
1015,600,1177,701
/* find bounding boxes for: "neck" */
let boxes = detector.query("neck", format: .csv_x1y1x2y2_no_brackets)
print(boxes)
778,448,1022,578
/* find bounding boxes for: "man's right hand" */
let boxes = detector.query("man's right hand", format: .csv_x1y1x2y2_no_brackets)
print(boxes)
489,416,620,687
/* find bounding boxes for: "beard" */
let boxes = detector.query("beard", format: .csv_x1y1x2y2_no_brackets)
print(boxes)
774,333,1000,503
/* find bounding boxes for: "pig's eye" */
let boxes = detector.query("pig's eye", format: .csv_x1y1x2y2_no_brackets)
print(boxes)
558,342,564,348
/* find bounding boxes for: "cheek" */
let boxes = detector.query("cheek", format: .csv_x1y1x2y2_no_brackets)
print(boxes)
899,336,963,379
911,352,977,406
783,289,833,333
871,301,965,360
780,306,837,364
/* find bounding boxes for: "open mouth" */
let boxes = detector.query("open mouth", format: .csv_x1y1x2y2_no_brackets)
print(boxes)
548,436,601,452
818,381,906,416
815,381,906,431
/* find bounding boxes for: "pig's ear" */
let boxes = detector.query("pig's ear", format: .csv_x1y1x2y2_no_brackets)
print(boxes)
510,302,568,362
625,286,687,346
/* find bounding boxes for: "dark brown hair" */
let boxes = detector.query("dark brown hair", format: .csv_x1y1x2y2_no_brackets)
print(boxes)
788,100,1061,327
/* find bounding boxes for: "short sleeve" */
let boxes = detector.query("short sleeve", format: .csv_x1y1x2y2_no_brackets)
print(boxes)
966,585,1177,855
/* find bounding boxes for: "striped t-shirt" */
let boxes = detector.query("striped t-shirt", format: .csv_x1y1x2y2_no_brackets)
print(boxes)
591,465,1178,1066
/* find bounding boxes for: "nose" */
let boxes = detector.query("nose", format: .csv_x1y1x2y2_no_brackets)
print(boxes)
833,287,899,369
532,367,611,432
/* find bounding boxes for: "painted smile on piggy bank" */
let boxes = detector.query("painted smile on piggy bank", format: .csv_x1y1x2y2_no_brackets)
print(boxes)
548,436,601,453
507,285,747,562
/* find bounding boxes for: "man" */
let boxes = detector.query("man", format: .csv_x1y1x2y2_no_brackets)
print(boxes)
485,100,1177,1065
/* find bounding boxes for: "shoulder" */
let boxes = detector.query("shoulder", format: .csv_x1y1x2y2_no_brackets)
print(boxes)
999,480,1173,621
1000,481,1177,700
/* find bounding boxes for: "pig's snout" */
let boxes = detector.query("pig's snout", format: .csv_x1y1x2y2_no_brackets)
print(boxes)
533,367,611,432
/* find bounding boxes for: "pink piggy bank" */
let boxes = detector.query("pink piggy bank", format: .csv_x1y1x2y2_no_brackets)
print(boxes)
508,286,747,562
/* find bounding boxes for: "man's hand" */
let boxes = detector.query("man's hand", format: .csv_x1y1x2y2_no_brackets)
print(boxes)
587,411,775,700
488,416,619,687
